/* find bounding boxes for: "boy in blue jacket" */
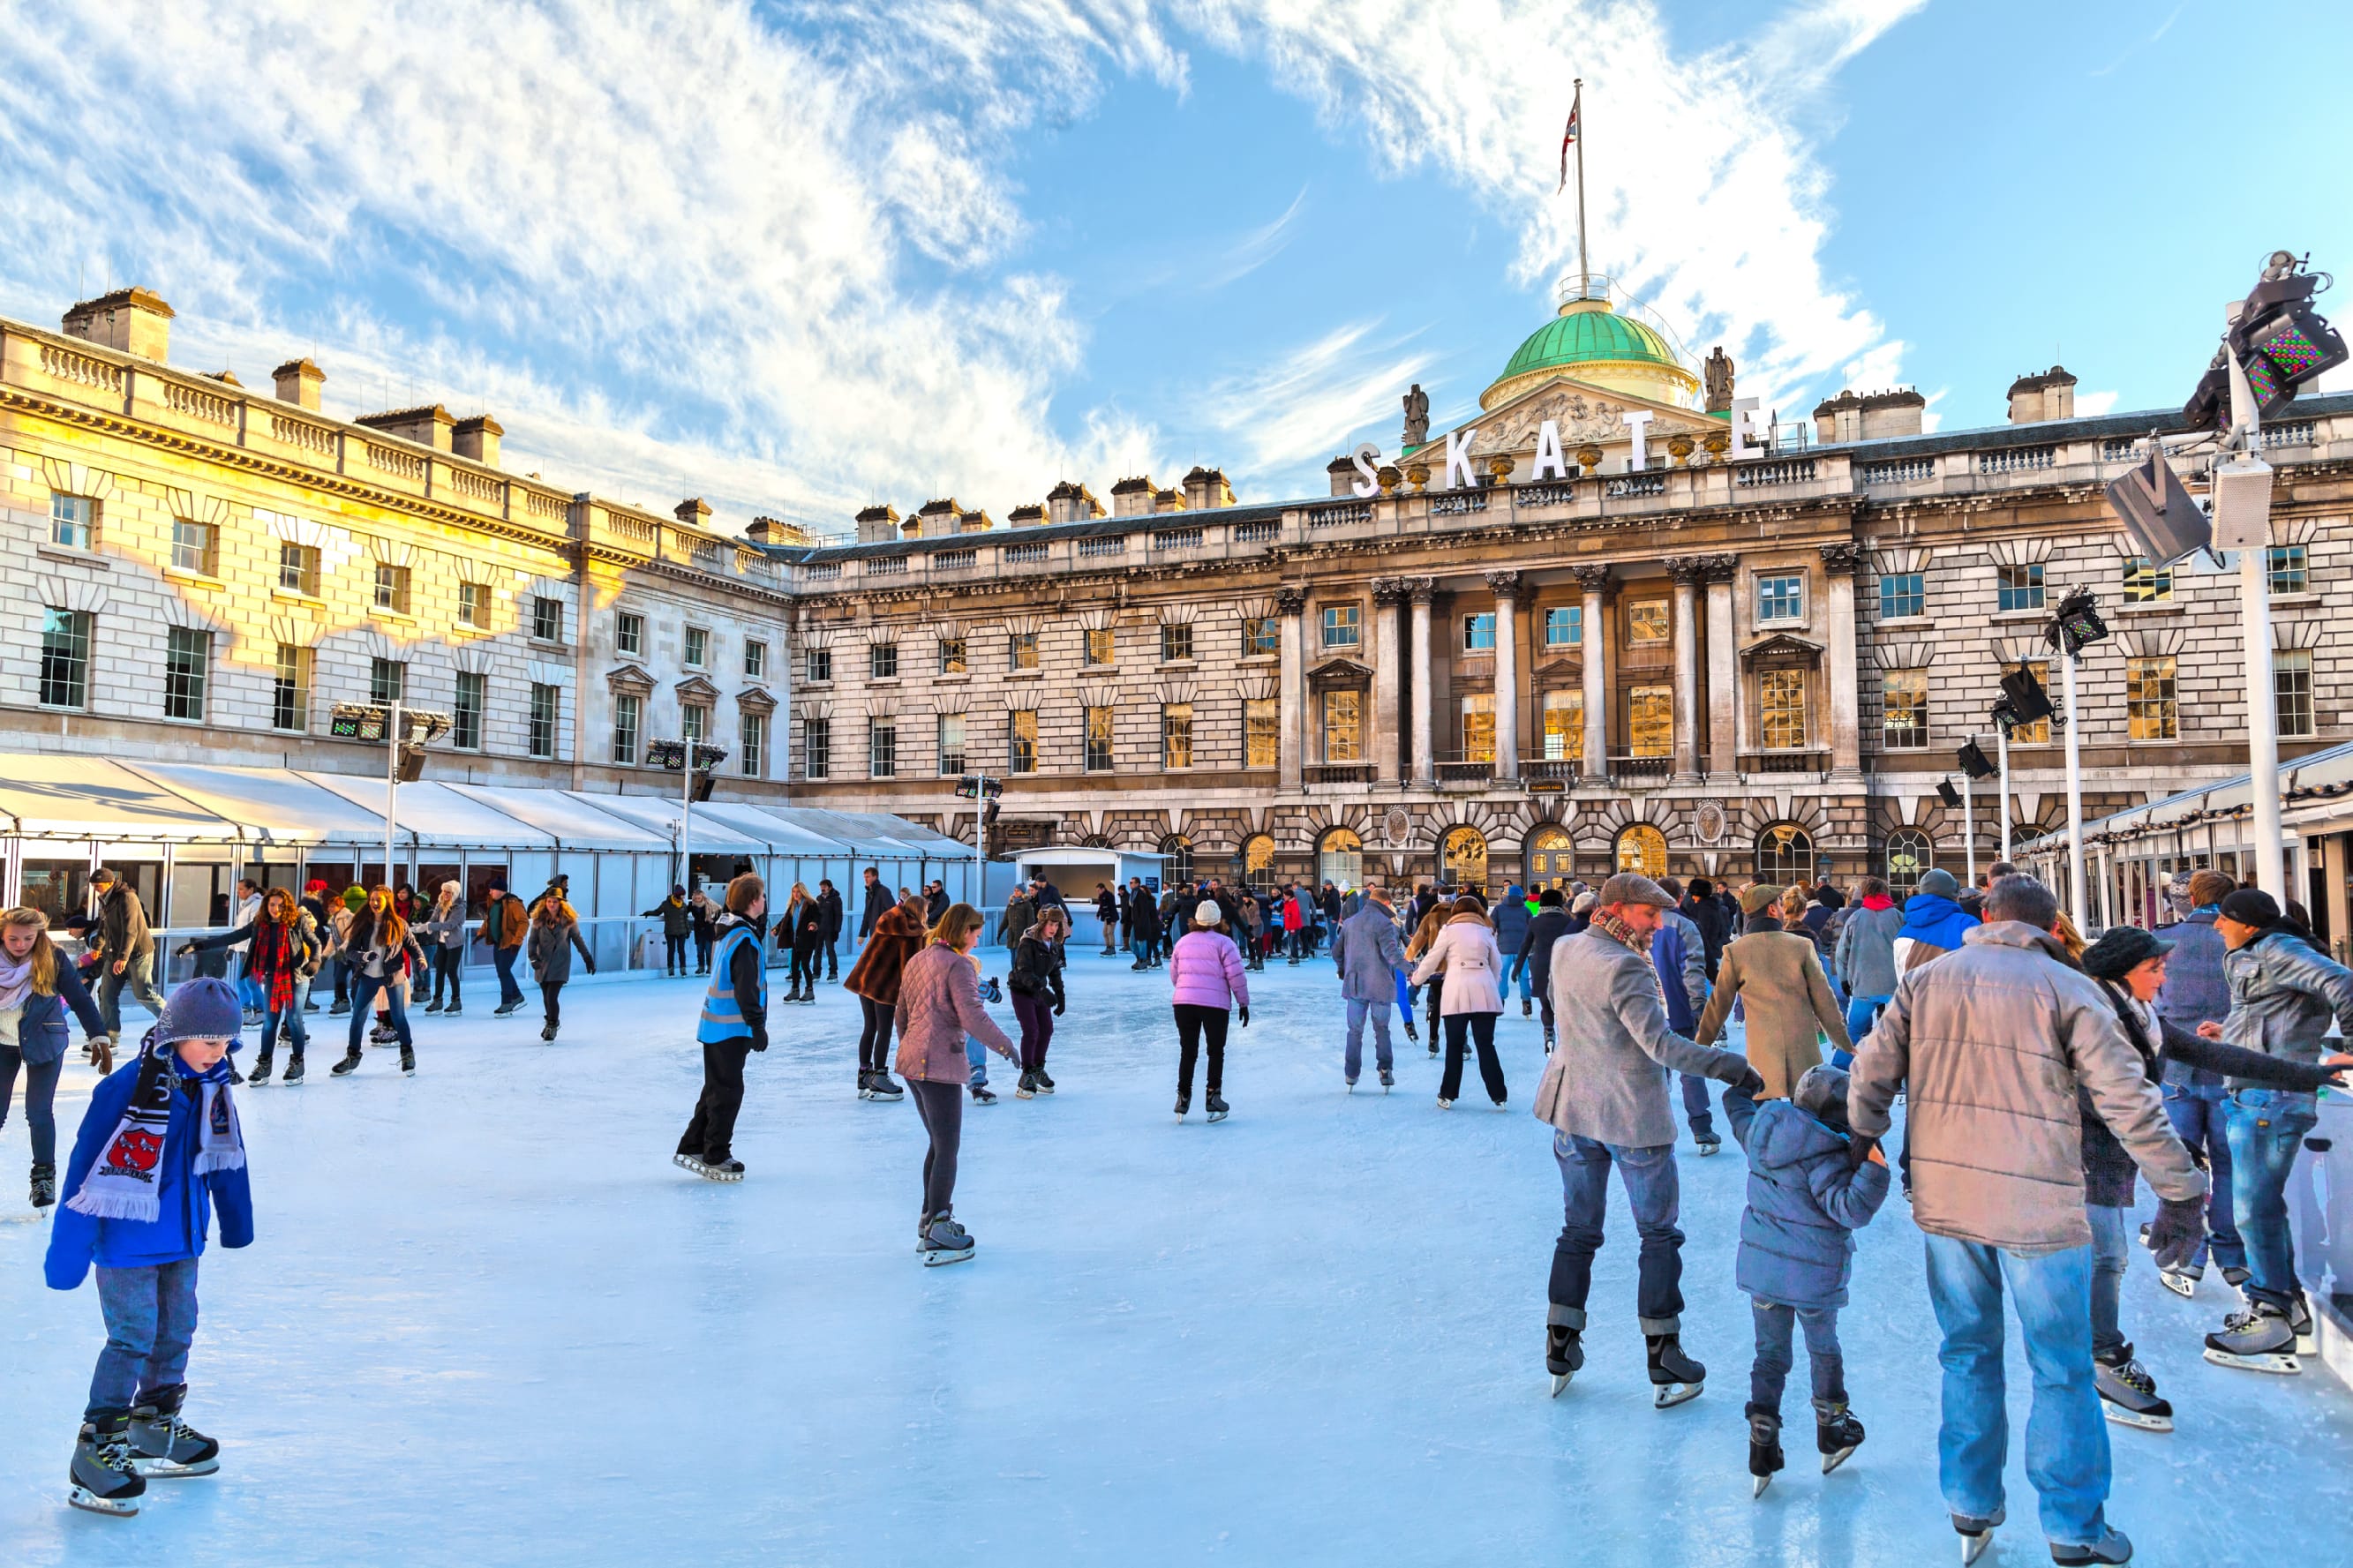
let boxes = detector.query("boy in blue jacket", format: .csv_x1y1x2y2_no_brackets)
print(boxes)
1724,1063,1891,1498
46,977,253,1518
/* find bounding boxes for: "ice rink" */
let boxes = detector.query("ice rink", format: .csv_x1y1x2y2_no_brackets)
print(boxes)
4,949,2350,1566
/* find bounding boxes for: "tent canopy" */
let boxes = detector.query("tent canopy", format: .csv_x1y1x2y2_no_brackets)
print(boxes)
451,784,664,853
0,754,236,842
299,775,556,852
130,762,387,845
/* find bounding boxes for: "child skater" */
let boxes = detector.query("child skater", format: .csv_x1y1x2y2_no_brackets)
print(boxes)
45,976,252,1517
1722,1063,1890,1498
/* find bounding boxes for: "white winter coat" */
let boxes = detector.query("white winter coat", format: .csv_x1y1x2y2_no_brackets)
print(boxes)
1410,913,1505,1016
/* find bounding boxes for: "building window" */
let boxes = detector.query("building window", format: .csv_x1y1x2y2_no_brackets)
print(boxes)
1160,623,1193,663
1526,824,1573,889
805,646,831,683
1882,669,1929,750
1755,574,1805,623
1242,833,1276,885
443,671,483,750
531,595,564,642
1162,835,1196,886
2122,557,2172,604
1886,828,1934,897
1755,823,1815,884
528,684,559,760
1760,670,1807,750
162,627,209,721
868,719,897,777
682,705,707,747
370,656,406,704
50,492,96,551
1999,660,2054,744
1444,826,1489,890
1084,627,1117,665
1542,690,1583,760
804,716,831,779
1615,823,1666,878
617,611,643,656
1627,684,1673,757
1244,617,1278,657
2269,544,2309,595
371,562,411,615
740,712,766,776
1244,698,1278,769
613,694,641,764
869,642,898,679
1321,604,1360,649
271,644,312,733
1879,571,1924,619
458,581,489,628
2126,656,2178,740
1996,562,2044,613
939,637,967,675
1086,705,1115,771
1010,631,1040,671
1317,827,1361,889
2275,649,2315,739
1461,694,1496,764
1462,611,1497,652
169,519,218,576
1161,703,1193,769
1626,598,1670,644
744,641,766,679
937,713,966,775
1009,709,1038,774
1543,604,1582,648
278,541,321,596
684,627,709,668
1323,690,1363,761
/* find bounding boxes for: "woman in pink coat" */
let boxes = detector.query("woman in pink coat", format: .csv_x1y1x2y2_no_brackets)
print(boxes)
1169,898,1250,1122
893,904,1018,1264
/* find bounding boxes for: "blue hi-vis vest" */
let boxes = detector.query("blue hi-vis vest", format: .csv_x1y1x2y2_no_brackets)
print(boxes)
696,924,768,1044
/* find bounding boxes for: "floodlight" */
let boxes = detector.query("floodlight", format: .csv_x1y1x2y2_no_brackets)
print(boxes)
2048,589,2109,656
1937,781,1962,808
1958,740,1997,780
1999,669,2055,725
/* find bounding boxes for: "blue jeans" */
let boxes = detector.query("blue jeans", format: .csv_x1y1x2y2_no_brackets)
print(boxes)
1841,994,1891,1066
2162,1085,2244,1275
1923,1234,2108,1547
1750,1298,1845,1415
263,1002,308,1057
2223,1087,2320,1309
88,1258,200,1421
1679,1074,1718,1140
2086,1204,2131,1359
347,972,415,1053
1131,936,1154,967
492,944,525,1009
965,1032,988,1090
1344,999,1394,1080
1547,1134,1683,1333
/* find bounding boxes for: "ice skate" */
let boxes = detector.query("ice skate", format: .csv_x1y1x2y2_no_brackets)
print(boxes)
699,1157,746,1182
1521,996,1532,1017
1034,1069,1055,1094
1747,1408,1782,1497
246,1051,273,1086
2288,1294,2319,1355
424,998,444,1014
971,1083,997,1106
400,1045,417,1077
1403,1018,1419,1044
31,1161,57,1209
2204,1302,2301,1374
1015,1071,1037,1099
68,1416,146,1516
328,999,351,1016
1815,1401,1864,1473
857,1070,875,1100
1206,1092,1229,1122
443,1002,462,1017
1346,1077,1357,1092
920,1212,974,1266
868,1074,904,1101
2157,1264,2198,1299
673,1151,709,1176
1545,1324,1582,1396
1174,1092,1190,1122
492,999,522,1016
1645,1333,1704,1408
2094,1343,2173,1432
541,1022,556,1041
1695,1133,1722,1156
1953,1505,2003,1565
2050,1526,2133,1565
329,1047,365,1077
281,1053,305,1087
129,1392,220,1478
1379,1069,1394,1092
1436,1097,1455,1109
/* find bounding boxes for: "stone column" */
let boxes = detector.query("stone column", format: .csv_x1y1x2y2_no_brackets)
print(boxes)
1372,578,1406,784
1409,577,1436,787
1571,564,1611,780
1703,555,1739,780
1820,543,1864,781
1277,586,1306,791
1486,570,1522,781
1665,558,1704,784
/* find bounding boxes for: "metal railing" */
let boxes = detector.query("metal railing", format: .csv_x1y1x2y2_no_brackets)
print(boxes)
1521,757,1582,783
1607,753,1673,781
1305,761,1376,784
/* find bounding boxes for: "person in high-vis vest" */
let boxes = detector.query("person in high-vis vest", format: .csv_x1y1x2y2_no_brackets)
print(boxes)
673,874,770,1182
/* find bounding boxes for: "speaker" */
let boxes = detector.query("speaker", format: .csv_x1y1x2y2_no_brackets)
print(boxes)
2210,457,2275,551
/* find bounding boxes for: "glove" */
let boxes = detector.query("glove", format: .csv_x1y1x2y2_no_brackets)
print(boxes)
1052,996,1064,1017
1238,1006,1251,1027
585,961,598,975
749,1032,769,1054
1731,1063,1766,1099
1846,1129,1879,1170
2145,1195,2208,1271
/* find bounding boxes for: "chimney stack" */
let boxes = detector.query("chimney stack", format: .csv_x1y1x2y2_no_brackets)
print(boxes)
62,288,174,362
1045,481,1100,525
452,414,503,467
674,497,712,530
854,504,898,543
1109,476,1154,518
916,498,960,537
273,358,325,411
1327,454,1358,498
1182,466,1234,509
2006,366,2077,424
356,404,455,452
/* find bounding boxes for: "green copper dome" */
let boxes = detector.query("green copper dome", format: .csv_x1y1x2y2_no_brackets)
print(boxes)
1498,308,1681,381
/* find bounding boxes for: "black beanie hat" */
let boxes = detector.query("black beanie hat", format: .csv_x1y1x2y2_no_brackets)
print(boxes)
2081,925,2174,981
2220,889,2282,930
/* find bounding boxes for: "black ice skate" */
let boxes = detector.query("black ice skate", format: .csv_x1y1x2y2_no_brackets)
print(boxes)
2288,1294,2319,1355
444,1002,462,1017
920,1212,974,1266
281,1053,305,1087
1015,1071,1038,1099
673,1152,709,1176
856,1070,875,1100
329,1047,365,1077
2094,1342,2173,1432
31,1161,57,1208
2204,1302,2301,1374
699,1158,746,1182
129,1389,220,1478
1174,1092,1190,1122
68,1415,147,1516
1034,1069,1055,1094
2050,1527,2134,1565
1953,1504,2003,1565
1205,1092,1229,1122
867,1074,904,1102
1747,1408,1783,1498
1645,1333,1704,1408
400,1045,417,1077
971,1083,997,1106
1815,1400,1864,1473
246,1052,273,1086
1545,1324,1582,1396
424,998,444,1014
1695,1133,1723,1156
1379,1069,1394,1092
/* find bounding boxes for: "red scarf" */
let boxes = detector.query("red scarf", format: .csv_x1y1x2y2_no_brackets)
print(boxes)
251,919,296,1014
1861,893,1895,912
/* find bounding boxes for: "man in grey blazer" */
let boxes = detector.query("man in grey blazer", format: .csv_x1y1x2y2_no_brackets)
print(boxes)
1334,882,1407,1091
1534,873,1764,1407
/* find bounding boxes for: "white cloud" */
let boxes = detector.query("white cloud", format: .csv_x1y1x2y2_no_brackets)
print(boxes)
1200,319,1436,472
2075,390,2121,417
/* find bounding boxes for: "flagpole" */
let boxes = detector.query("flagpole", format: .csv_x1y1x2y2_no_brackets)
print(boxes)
1572,79,1590,298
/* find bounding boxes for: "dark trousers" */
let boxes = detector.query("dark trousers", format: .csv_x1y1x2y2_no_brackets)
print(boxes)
1440,1012,1507,1103
679,1039,752,1163
1174,1003,1229,1097
858,995,895,1074
493,945,524,1008
1012,992,1055,1072
790,941,819,991
0,1046,63,1165
331,955,350,1007
909,1078,963,1217
1750,1298,1846,1415
1679,1074,1718,1139
430,945,462,1006
347,973,413,1053
823,936,839,980
694,932,713,975
94,950,168,1035
541,982,564,1029
1547,1133,1685,1334
665,934,688,974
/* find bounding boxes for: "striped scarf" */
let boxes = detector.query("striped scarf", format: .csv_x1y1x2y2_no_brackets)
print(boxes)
64,1035,244,1223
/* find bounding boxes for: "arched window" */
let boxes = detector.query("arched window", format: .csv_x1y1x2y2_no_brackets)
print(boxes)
1160,833,1193,885
1755,823,1815,885
1615,823,1666,877
1318,827,1363,890
1526,823,1575,890
1241,833,1276,887
1442,826,1488,891
1885,828,1934,896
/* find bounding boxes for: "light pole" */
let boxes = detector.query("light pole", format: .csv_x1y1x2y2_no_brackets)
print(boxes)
333,701,447,893
385,698,402,892
2048,590,2110,927
647,738,729,894
1996,716,2012,862
2224,345,2286,901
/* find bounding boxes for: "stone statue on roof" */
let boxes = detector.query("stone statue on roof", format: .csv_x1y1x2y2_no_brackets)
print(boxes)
1402,384,1429,447
1703,347,1735,413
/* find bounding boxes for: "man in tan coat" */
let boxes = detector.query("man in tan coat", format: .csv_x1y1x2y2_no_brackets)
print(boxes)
1695,884,1852,1099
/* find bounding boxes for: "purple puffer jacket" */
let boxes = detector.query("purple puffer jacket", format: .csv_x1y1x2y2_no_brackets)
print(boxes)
1169,930,1249,1011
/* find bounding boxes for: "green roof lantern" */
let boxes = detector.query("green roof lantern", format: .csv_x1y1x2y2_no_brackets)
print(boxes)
1479,288,1700,414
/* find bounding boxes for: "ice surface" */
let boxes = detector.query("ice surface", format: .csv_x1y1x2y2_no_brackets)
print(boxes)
5,953,2352,1566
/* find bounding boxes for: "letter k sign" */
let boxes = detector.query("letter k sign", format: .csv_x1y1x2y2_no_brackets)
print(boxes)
1445,428,1479,490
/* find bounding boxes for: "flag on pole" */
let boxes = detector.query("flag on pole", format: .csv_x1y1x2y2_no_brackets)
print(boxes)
1557,92,1581,192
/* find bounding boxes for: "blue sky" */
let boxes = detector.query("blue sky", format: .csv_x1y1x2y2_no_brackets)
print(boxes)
2,1,2346,536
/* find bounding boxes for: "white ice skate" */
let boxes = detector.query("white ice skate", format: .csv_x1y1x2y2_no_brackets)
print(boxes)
2157,1265,2197,1299
672,1152,708,1177
2204,1303,2302,1375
